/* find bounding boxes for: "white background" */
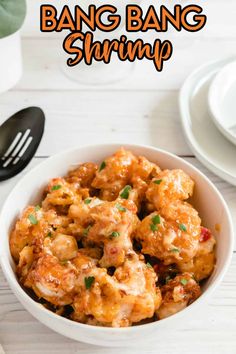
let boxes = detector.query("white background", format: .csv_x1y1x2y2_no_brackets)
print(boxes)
0,1,236,353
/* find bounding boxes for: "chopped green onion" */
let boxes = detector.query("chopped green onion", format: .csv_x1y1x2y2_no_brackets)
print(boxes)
47,232,52,238
84,198,92,205
52,185,62,191
110,231,120,239
28,214,38,225
179,223,187,232
180,278,188,286
99,161,106,171
152,215,161,225
146,262,152,268
165,275,171,284
154,179,162,185
35,205,41,212
120,185,132,199
84,276,95,289
83,225,91,236
61,260,68,265
116,203,127,212
171,248,180,253
150,223,158,232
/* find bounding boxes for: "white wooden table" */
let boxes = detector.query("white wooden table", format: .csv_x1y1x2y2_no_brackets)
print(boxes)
0,1,236,353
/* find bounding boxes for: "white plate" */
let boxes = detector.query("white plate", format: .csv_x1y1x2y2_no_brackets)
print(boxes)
179,57,236,186
208,60,236,145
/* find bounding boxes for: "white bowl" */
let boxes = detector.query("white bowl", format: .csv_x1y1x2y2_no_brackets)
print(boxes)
208,61,236,146
0,144,234,347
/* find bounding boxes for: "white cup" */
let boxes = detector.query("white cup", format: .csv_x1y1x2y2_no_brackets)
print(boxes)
0,31,22,94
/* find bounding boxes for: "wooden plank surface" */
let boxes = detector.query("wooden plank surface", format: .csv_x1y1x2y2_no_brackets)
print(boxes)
13,38,236,91
0,90,190,155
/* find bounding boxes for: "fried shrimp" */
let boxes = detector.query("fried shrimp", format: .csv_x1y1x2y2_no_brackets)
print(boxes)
178,227,216,281
10,148,215,327
156,273,201,319
146,169,194,209
136,201,201,265
92,148,136,201
72,255,161,327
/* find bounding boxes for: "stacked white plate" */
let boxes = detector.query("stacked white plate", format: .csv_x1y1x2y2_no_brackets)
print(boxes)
179,57,236,186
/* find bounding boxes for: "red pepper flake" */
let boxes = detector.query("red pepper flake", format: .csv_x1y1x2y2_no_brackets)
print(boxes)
153,264,159,273
200,227,211,242
110,247,118,255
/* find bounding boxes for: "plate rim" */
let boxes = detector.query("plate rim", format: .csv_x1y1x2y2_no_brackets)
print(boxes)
179,57,236,186
208,60,236,146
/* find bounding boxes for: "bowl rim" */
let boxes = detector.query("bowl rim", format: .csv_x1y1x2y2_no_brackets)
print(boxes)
208,60,236,146
0,143,234,334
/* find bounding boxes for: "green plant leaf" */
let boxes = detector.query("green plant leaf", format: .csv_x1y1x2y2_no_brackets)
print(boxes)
0,0,26,38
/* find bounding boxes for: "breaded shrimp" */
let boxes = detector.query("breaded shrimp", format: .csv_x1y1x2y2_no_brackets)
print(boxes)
178,227,216,281
156,272,201,319
10,148,215,327
146,169,194,209
84,199,139,267
72,255,161,327
42,177,83,213
24,253,78,306
66,162,98,188
10,206,60,261
136,201,201,264
92,148,136,201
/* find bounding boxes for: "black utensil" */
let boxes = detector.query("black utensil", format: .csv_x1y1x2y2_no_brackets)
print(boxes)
0,107,45,181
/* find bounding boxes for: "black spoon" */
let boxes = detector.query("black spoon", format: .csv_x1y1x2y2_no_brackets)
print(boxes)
0,107,45,181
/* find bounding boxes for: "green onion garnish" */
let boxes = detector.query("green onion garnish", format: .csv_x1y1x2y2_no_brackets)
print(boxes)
83,225,91,236
110,231,120,239
99,161,106,171
171,248,180,253
180,278,188,286
84,198,92,205
152,215,161,225
154,179,162,185
150,224,158,232
116,203,127,212
165,275,171,284
28,214,38,225
179,223,187,232
61,260,68,265
84,276,95,289
52,185,62,191
120,185,132,199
